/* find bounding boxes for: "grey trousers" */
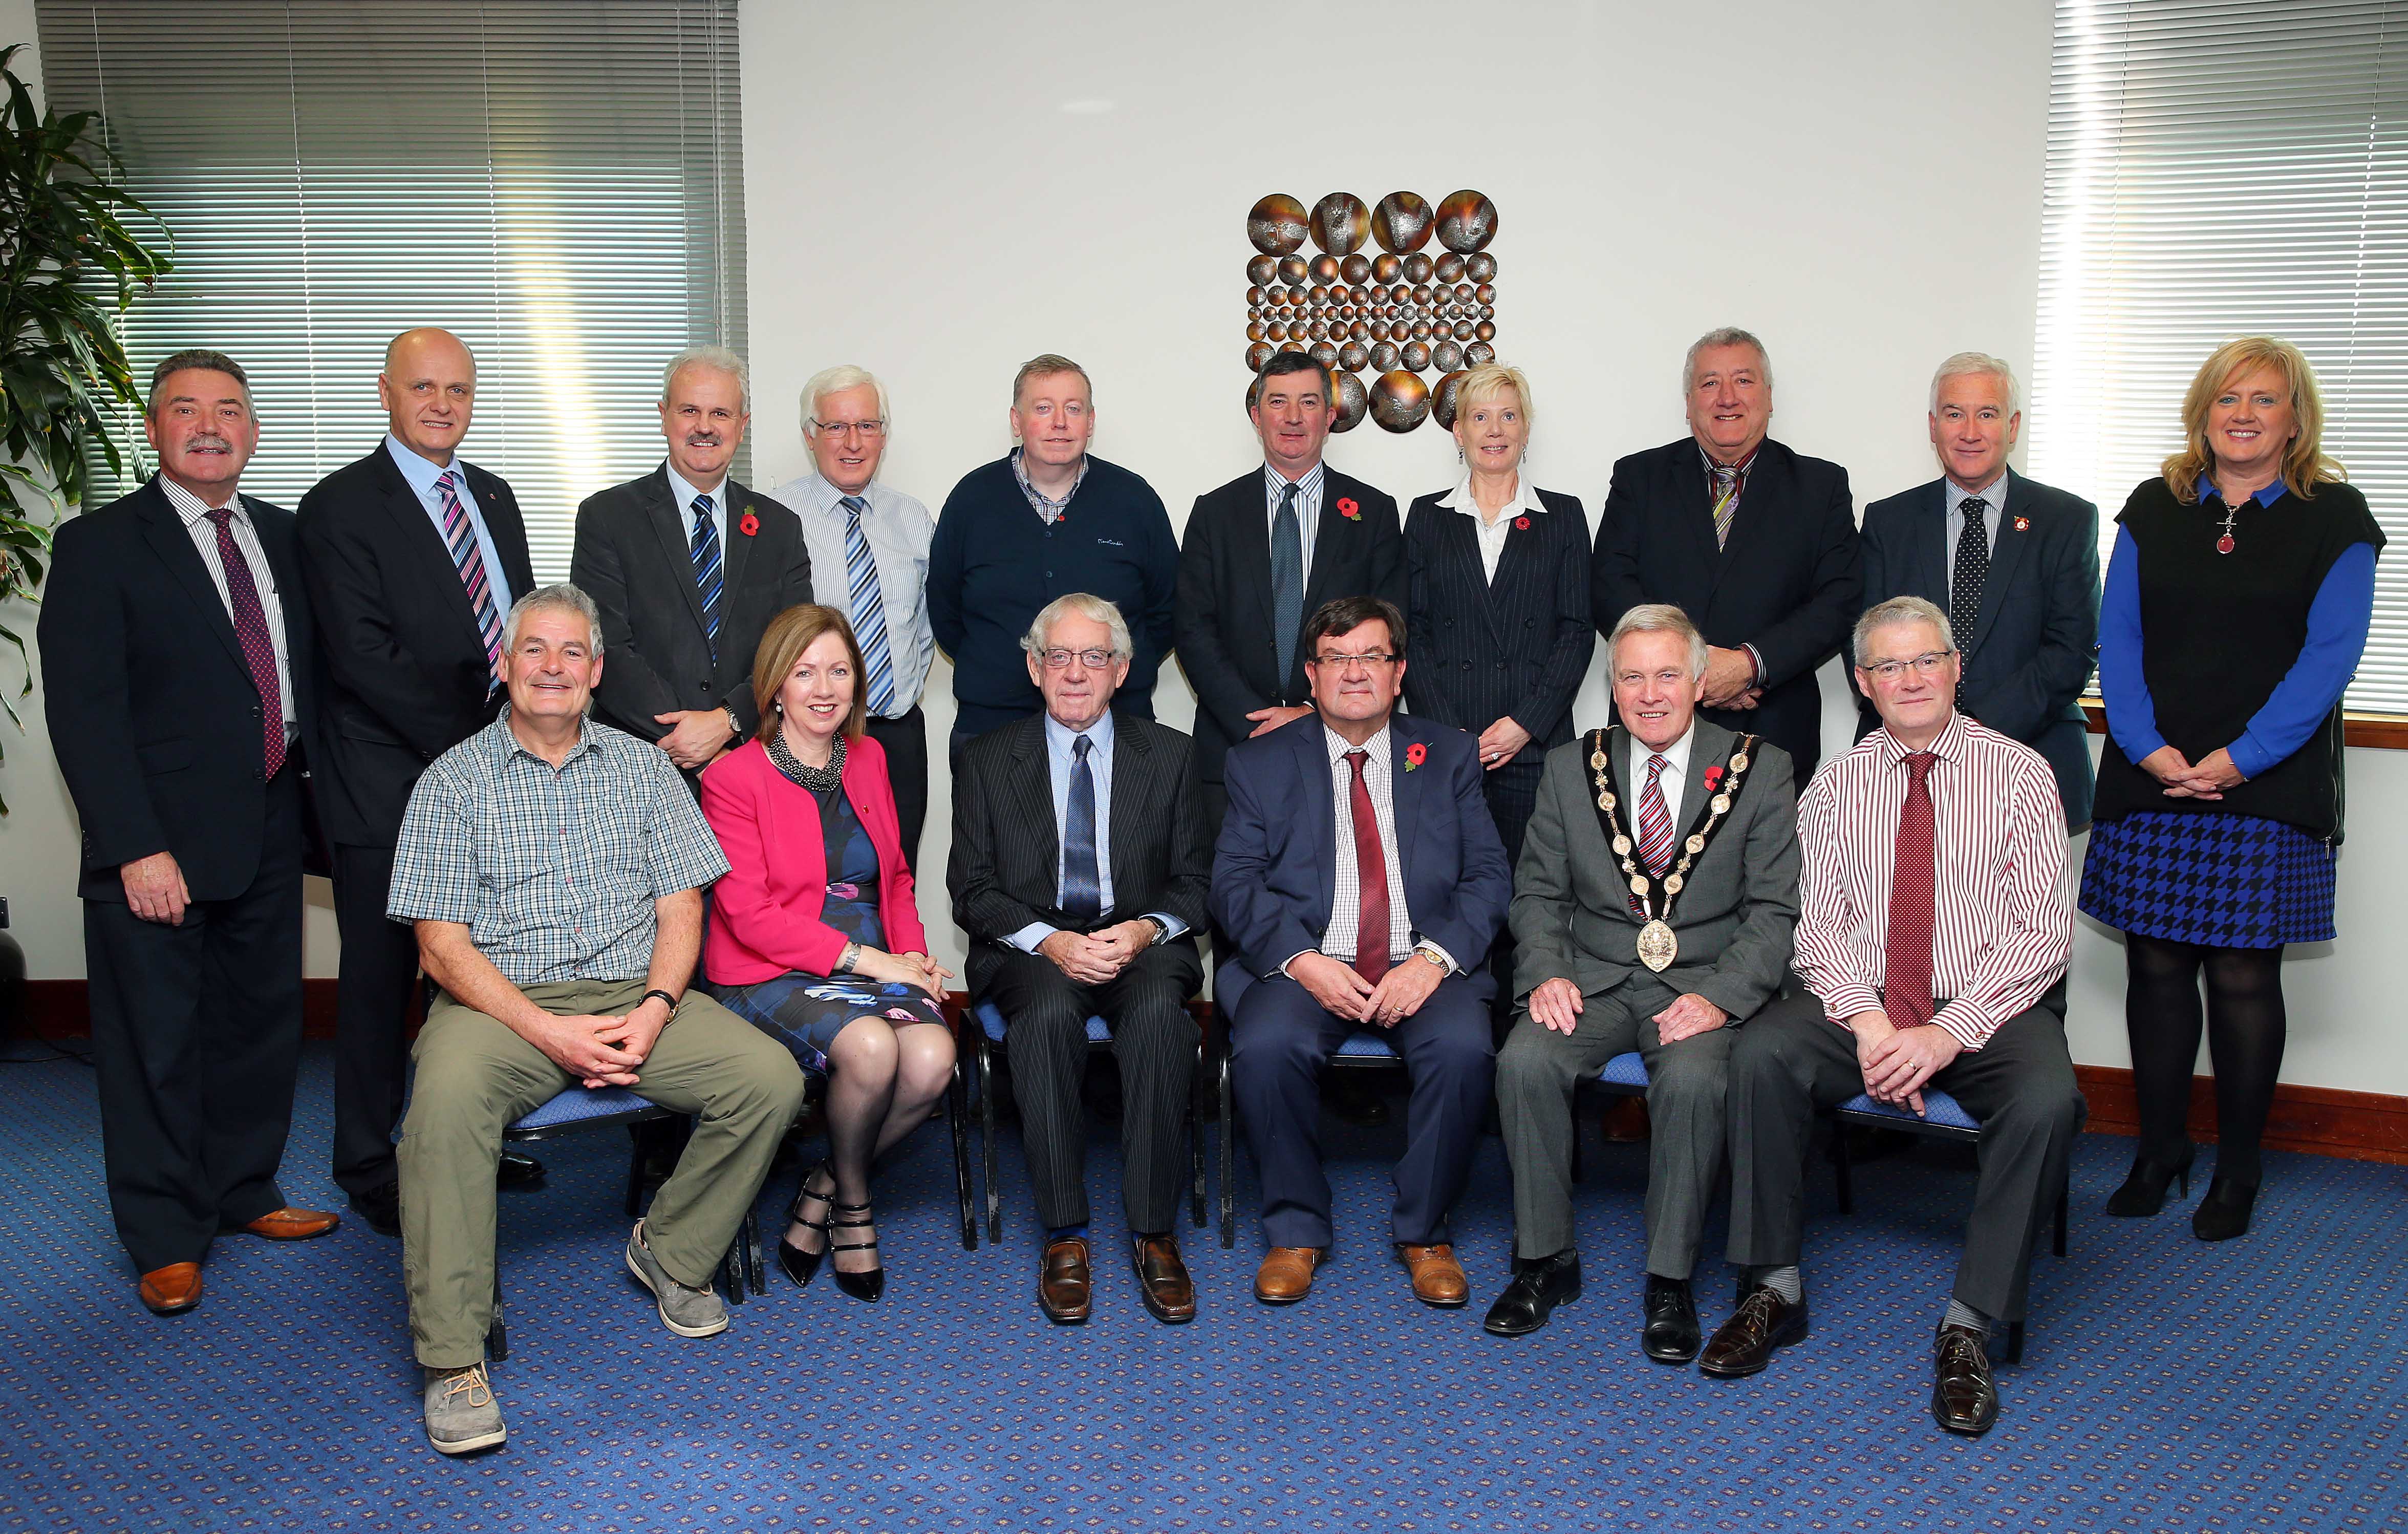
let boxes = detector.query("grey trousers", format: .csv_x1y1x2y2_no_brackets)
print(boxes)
1725,994,2085,1322
398,978,807,1368
1495,975,1732,1276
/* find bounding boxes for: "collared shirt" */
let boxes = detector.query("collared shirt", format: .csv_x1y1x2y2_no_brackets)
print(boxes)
664,461,729,556
1011,446,1089,525
159,476,296,737
1262,460,1326,579
1697,441,1767,683
1316,723,1417,970
776,469,936,719
1625,722,1697,836
385,710,731,987
2200,476,2289,512
383,435,512,615
1792,711,2072,1050
1438,471,1547,584
1002,711,1191,952
1944,470,2009,574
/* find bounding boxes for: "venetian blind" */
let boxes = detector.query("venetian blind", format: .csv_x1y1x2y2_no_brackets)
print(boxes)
2031,0,2408,713
33,0,749,580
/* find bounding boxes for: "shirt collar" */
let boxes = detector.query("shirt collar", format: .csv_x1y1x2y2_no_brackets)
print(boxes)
664,461,727,520
1011,446,1088,510
1263,460,1324,496
801,471,876,513
1945,470,2009,515
1876,710,1968,765
1697,441,1762,480
157,474,242,523
489,705,599,766
1323,721,1391,768
1437,472,1545,519
1043,708,1115,761
2200,476,2287,510
383,433,465,499
1628,722,1696,776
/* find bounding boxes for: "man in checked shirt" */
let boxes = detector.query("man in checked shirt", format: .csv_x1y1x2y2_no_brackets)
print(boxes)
1701,596,2083,1437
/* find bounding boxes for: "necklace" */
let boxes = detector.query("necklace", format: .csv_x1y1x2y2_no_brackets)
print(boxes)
1585,729,1757,972
767,728,846,794
2215,497,2240,556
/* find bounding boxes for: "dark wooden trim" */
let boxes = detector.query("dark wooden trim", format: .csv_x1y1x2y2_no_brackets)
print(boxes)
26,978,342,1040
2081,696,2408,751
2075,1063,2408,1167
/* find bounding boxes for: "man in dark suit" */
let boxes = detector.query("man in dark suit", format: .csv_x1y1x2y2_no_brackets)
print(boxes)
571,346,813,772
40,350,339,1314
298,326,543,1234
1590,327,1860,790
950,594,1212,1326
1858,353,2100,829
1214,596,1511,1310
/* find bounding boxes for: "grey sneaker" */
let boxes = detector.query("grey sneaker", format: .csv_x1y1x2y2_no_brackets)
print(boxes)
624,1220,729,1338
422,1362,506,1455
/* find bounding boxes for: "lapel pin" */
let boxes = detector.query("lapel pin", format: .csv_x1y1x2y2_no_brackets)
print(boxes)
2013,516,2029,531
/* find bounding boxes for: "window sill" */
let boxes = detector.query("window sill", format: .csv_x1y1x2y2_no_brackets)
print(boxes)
2080,699,2408,751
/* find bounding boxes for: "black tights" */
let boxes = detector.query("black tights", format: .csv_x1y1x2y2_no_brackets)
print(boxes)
2123,934,2287,1186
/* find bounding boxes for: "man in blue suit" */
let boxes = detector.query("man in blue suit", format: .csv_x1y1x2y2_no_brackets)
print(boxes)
1858,353,2100,828
1213,595,1512,1309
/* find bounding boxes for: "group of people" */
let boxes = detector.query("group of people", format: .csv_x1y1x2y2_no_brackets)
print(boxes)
38,322,2376,1458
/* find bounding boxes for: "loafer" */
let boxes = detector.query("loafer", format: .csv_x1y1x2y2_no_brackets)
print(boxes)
497,1148,546,1189
622,1220,728,1338
1131,1234,1195,1324
232,1206,340,1241
1697,1285,1809,1378
1254,1246,1324,1305
1396,1243,1468,1307
423,1362,507,1455
1483,1249,1582,1336
349,1181,401,1239
138,1262,202,1316
1932,1323,1999,1435
1039,1236,1092,1324
1641,1274,1701,1363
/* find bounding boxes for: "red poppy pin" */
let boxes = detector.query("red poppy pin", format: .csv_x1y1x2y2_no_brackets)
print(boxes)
1514,515,1532,530
1404,741,1428,771
738,508,761,537
1337,497,1361,520
2013,516,2030,532
1702,765,1726,792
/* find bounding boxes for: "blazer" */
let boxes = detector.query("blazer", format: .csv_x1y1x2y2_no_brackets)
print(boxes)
1509,722,1799,1019
1590,436,1860,786
1402,486,1594,765
296,442,536,847
571,466,813,744
1173,466,1406,785
39,477,319,902
698,733,926,987
1209,712,1510,1016
948,711,1212,996
1857,471,2100,829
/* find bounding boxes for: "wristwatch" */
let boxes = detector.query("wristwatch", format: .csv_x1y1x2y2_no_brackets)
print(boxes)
836,941,862,974
724,705,743,742
1142,916,1171,945
1411,943,1452,974
641,988,680,1015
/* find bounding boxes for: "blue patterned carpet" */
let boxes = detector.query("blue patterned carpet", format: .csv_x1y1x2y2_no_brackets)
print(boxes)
0,1043,2401,1534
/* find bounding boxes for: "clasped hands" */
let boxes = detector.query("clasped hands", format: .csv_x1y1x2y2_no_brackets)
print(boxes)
654,708,739,771
530,995,676,1089
1040,922,1158,986
1701,646,1763,711
1845,1008,1963,1116
1289,949,1444,1028
2137,744,2246,800
1526,977,1726,1040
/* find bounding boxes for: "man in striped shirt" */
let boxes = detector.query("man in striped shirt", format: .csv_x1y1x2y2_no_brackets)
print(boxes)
1701,596,2083,1437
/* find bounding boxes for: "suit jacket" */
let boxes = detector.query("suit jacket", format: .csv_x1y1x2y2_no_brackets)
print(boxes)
296,442,536,847
1590,436,1860,785
1509,723,1799,1020
1173,467,1406,785
39,477,319,902
1402,487,1594,764
949,711,1212,996
698,733,926,987
1210,712,1510,1016
1858,471,2100,828
571,466,813,743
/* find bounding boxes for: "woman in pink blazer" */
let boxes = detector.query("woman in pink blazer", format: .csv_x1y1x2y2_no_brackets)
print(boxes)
702,605,953,1302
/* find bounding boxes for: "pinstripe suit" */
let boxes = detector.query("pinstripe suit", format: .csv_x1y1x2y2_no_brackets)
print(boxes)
949,712,1212,1231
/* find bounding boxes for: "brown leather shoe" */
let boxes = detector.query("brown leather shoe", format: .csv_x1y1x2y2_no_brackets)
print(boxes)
1253,1246,1324,1304
1038,1235,1091,1324
1396,1243,1469,1307
1132,1234,1196,1324
1931,1324,2000,1435
1697,1285,1810,1378
138,1262,202,1315
234,1207,341,1241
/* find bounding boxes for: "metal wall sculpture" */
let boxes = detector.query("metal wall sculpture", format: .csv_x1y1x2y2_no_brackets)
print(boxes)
1245,189,1498,433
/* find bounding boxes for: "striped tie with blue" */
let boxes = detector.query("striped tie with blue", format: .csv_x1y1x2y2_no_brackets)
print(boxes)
840,495,897,715
689,493,723,658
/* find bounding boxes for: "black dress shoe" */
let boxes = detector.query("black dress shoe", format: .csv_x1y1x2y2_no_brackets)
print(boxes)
1641,1274,1701,1363
348,1180,401,1238
1697,1285,1809,1378
2104,1146,2194,1217
496,1148,546,1189
2191,1176,2258,1242
1482,1249,1582,1336
1932,1323,1999,1435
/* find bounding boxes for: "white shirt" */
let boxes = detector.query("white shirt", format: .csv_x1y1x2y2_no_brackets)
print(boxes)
776,470,937,719
1263,461,1325,579
1626,722,1697,835
1437,471,1549,584
382,435,511,614
664,461,729,557
159,476,296,737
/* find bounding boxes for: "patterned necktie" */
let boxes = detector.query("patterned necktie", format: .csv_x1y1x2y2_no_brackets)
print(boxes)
1271,480,1305,688
1883,752,1940,1028
689,493,723,659
1062,734,1102,923
1709,460,1742,550
204,508,286,777
839,496,898,716
1345,749,1391,983
1637,753,1675,877
1950,497,1991,705
436,471,504,679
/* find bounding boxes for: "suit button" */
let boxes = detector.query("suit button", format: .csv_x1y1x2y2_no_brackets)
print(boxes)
1524,618,1536,628
1495,661,1508,671
1460,661,1472,672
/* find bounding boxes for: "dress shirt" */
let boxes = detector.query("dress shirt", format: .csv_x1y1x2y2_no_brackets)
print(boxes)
1944,470,2008,573
1003,710,1190,953
158,476,296,739
1792,712,2072,1050
383,434,512,615
664,461,729,556
1288,723,1456,975
777,469,936,719
1011,447,1089,525
1437,471,1547,584
1262,461,1326,579
1625,722,1696,835
1697,441,1769,685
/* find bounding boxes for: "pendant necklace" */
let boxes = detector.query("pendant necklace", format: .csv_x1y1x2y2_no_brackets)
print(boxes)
2216,498,2239,556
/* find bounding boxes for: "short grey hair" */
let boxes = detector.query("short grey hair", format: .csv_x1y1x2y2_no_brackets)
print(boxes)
1682,326,1772,395
147,349,252,417
1853,596,1954,666
662,345,750,411
1607,603,1709,679
801,364,892,437
1021,592,1132,661
1928,350,2023,416
503,583,605,658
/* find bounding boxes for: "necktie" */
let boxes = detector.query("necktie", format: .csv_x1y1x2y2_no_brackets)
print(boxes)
1062,734,1102,923
204,508,286,778
1637,753,1675,877
1950,497,1991,705
689,493,723,659
1345,749,1391,983
840,495,898,715
1883,752,1940,1028
1709,461,1741,550
436,471,503,679
1271,481,1304,689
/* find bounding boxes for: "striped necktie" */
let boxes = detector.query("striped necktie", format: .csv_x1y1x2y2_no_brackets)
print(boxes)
840,495,898,715
689,493,723,658
1709,461,1742,550
1637,753,1675,876
1063,734,1102,922
203,508,286,777
436,471,503,678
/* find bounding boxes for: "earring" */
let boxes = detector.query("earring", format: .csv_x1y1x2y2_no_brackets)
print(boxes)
773,699,783,713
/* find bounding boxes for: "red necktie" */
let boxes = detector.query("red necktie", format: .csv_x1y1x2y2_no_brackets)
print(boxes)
1345,749,1391,983
204,508,286,778
1637,753,1674,876
1883,752,1939,1026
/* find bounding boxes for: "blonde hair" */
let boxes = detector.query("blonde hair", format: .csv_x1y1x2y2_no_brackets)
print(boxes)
2160,336,2345,503
749,604,868,744
1451,363,1534,435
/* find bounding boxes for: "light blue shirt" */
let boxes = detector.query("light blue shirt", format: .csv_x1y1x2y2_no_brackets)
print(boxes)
1004,709,1190,952
383,435,511,613
775,469,937,719
1944,468,2009,574
664,461,729,558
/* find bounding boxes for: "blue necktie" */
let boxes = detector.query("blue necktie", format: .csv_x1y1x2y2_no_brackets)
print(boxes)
689,493,723,659
1270,480,1304,687
1063,734,1102,922
840,495,898,715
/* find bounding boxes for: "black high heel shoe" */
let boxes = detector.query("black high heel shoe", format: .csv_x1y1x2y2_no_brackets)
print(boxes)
777,1161,836,1288
2104,1146,2195,1217
828,1199,885,1302
2192,1177,2259,1242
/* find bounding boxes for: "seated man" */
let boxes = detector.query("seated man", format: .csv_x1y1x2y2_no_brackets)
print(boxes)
386,584,806,1457
1214,595,1510,1309
950,593,1212,1326
1489,604,1799,1359
1705,595,2081,1437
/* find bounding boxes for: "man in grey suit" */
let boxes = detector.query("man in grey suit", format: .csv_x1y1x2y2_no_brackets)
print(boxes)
1486,603,1800,1361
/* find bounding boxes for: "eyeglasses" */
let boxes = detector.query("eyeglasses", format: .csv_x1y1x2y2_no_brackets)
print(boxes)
1310,651,1398,668
811,418,886,439
1862,650,1954,682
1039,648,1120,669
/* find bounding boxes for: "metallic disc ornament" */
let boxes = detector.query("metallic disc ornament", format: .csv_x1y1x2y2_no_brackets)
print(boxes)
1466,341,1496,366
1435,252,1466,284
1248,194,1310,255
1371,191,1434,253
1465,251,1497,282
1340,252,1372,284
1431,369,1467,429
1245,343,1274,371
1402,251,1435,284
1309,253,1340,284
1401,340,1432,372
1434,189,1499,252
1475,319,1496,342
1432,339,1464,373
1279,254,1308,285
1369,368,1430,432
1248,254,1277,286
1309,191,1371,256
1370,252,1402,283
1331,369,1368,433
1309,341,1339,368
1338,341,1370,372
1370,340,1402,372
1635,919,1678,973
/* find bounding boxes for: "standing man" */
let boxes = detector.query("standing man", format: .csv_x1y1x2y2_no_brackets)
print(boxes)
573,346,813,774
41,351,337,1314
299,326,542,1235
1859,352,2100,829
1591,327,1860,790
928,355,1180,752
1175,353,1406,836
772,365,937,865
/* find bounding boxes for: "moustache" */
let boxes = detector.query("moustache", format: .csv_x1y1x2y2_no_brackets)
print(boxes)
684,433,722,446
184,433,233,453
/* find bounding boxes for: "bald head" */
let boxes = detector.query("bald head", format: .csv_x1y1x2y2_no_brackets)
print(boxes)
378,328,478,466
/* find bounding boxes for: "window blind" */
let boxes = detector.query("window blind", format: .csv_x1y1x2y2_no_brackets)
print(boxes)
33,0,749,581
2032,0,2408,712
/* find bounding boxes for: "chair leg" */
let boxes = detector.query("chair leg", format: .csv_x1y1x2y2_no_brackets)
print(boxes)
1217,1042,1236,1249
948,1056,978,1251
1828,1120,1855,1215
977,1035,1002,1243
1189,1036,1207,1229
1571,1090,1586,1185
624,1129,649,1220
720,1233,746,1305
2053,1181,2069,1259
2005,1319,2025,1365
744,1208,765,1296
487,1270,508,1362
